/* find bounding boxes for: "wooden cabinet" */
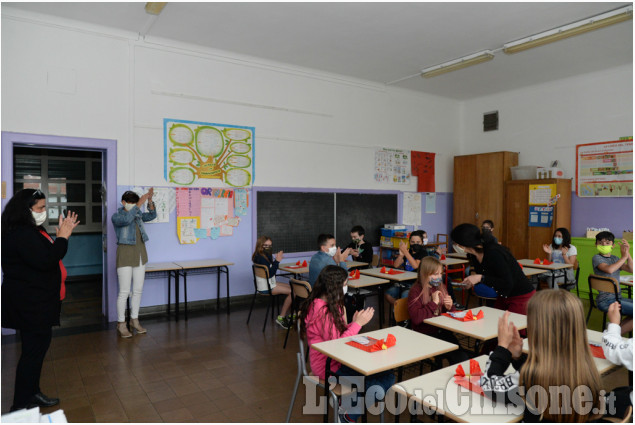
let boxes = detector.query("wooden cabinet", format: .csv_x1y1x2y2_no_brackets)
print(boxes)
453,151,518,245
504,179,572,260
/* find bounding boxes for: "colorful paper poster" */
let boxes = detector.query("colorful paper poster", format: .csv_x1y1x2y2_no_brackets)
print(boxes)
234,188,248,216
177,217,200,244
130,186,175,224
529,206,553,227
576,139,633,197
374,148,411,184
164,118,255,187
411,151,436,192
528,184,556,206
402,192,422,225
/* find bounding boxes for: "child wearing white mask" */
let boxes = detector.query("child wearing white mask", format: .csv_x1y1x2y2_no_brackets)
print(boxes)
540,227,577,289
308,233,350,287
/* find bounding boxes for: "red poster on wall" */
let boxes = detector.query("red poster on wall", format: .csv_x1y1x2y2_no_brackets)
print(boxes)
411,151,436,192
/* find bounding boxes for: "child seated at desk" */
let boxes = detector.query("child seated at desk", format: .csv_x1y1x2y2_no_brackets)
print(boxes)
539,227,577,289
252,236,292,329
407,257,469,367
480,290,629,422
300,266,394,423
592,231,633,334
346,225,373,267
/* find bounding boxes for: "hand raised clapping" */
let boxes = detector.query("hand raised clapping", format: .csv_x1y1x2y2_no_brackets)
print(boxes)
56,210,80,239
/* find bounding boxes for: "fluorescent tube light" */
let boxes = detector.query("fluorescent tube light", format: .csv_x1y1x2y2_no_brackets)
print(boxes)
503,6,633,54
421,51,494,78
145,2,167,15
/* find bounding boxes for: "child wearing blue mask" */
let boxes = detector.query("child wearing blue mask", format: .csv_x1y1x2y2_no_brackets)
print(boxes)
540,227,578,289
592,231,633,334
407,257,469,366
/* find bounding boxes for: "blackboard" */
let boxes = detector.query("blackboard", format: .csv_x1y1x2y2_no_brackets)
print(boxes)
257,192,334,253
256,191,398,253
336,193,398,246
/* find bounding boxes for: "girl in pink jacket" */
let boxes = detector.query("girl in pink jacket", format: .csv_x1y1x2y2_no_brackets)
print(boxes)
299,265,394,422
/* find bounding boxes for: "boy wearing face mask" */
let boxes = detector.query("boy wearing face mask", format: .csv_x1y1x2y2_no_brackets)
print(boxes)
346,225,374,266
308,234,350,287
592,231,633,331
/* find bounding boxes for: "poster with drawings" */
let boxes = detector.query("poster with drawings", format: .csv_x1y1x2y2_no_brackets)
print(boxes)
402,192,422,225
374,148,411,184
131,187,175,223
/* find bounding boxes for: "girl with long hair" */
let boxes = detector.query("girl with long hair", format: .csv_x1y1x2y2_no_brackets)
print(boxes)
407,257,469,366
300,265,394,422
252,235,292,328
541,227,577,288
480,290,625,422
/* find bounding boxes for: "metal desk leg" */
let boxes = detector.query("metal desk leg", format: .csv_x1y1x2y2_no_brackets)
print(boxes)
175,270,180,322
217,266,221,312
167,271,172,317
184,270,188,321
225,266,230,314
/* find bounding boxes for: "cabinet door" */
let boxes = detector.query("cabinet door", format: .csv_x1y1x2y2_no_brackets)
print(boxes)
453,155,477,227
475,152,506,239
504,181,529,259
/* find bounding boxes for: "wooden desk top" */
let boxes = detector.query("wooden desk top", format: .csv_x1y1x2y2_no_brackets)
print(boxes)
517,259,572,271
173,259,234,269
279,263,309,274
522,267,544,277
346,261,368,268
392,355,522,423
424,307,527,342
360,268,418,282
440,258,469,266
619,275,633,286
446,252,468,259
522,329,618,375
347,275,390,289
310,326,458,376
145,261,181,272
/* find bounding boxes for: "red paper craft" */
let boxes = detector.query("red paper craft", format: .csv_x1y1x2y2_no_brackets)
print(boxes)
348,270,361,280
533,258,541,264
346,334,397,352
542,260,553,265
454,359,483,377
443,309,485,322
380,266,387,273
296,261,302,266
454,377,485,396
589,345,606,359
440,254,446,260
453,359,485,396
518,262,524,269
388,269,405,275
302,260,308,267
355,270,360,279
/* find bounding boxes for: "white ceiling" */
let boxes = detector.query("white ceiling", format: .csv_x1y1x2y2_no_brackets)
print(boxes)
3,2,633,100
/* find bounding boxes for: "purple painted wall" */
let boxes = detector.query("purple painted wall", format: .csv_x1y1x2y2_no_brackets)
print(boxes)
571,193,633,237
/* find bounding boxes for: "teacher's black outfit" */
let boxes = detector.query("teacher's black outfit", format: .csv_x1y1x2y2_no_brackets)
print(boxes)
2,225,67,411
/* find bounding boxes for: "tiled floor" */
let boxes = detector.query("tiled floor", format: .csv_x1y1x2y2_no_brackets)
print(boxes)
1,293,630,422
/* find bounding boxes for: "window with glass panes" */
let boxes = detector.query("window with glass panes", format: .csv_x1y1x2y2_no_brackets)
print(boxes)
13,147,103,233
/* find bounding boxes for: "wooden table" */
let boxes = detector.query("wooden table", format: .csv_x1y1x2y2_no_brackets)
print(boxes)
279,260,364,278
171,259,234,321
360,268,418,327
522,267,544,278
424,306,527,354
311,326,458,422
347,274,389,290
392,355,523,423
346,260,369,269
517,259,572,288
522,329,618,375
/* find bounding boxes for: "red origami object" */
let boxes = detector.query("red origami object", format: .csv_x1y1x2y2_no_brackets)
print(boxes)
469,359,483,376
346,334,397,352
355,270,360,279
443,309,485,321
296,260,301,266
533,258,541,264
380,266,387,273
440,254,446,260
454,360,485,396
542,259,552,265
388,269,404,275
302,260,308,267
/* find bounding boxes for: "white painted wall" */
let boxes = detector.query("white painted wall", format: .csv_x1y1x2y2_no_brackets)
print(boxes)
2,10,461,192
460,64,633,177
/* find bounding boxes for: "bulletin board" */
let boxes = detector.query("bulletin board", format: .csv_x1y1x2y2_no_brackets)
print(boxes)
164,118,255,187
576,139,633,197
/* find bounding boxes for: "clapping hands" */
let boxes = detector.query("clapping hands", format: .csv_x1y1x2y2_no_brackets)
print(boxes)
56,211,80,239
498,311,523,359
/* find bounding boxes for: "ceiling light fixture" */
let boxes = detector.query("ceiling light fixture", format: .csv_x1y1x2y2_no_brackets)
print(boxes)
420,51,494,78
503,6,632,54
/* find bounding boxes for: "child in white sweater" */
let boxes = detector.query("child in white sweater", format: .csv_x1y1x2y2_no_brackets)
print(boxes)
603,301,632,410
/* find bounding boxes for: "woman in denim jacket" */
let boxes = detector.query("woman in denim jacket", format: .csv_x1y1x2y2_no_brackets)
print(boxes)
111,189,156,337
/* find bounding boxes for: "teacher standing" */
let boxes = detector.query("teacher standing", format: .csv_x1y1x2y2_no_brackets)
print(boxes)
111,189,156,338
1,188,79,411
451,223,535,315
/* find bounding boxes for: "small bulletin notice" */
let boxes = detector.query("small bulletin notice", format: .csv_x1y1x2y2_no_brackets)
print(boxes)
528,184,556,205
529,206,554,227
576,139,633,197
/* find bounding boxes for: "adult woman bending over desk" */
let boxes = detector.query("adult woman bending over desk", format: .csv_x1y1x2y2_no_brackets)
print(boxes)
451,223,535,315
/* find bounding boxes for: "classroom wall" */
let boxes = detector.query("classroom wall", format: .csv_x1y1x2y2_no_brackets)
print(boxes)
1,9,459,320
460,64,634,237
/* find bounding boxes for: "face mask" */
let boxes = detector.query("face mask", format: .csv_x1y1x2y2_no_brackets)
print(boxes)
409,244,424,255
553,237,563,246
597,245,613,255
124,203,135,211
327,246,337,257
32,210,47,226
429,277,443,287
482,227,491,234
422,238,429,245
263,246,273,255
342,285,348,295
453,244,465,254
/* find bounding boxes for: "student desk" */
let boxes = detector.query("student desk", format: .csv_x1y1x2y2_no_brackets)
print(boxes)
446,252,467,259
347,275,390,328
517,259,572,288
360,268,418,327
619,275,633,298
170,259,234,321
424,306,527,355
392,354,522,423
311,326,458,422
522,329,618,375
145,261,182,319
278,260,366,279
522,267,544,277
441,257,469,301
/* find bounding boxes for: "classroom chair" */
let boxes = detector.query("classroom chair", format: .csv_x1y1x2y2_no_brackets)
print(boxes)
586,274,620,328
247,264,282,332
285,320,355,423
283,279,312,349
435,233,448,251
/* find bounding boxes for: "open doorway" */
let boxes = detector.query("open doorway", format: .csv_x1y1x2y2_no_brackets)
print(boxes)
13,146,105,328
